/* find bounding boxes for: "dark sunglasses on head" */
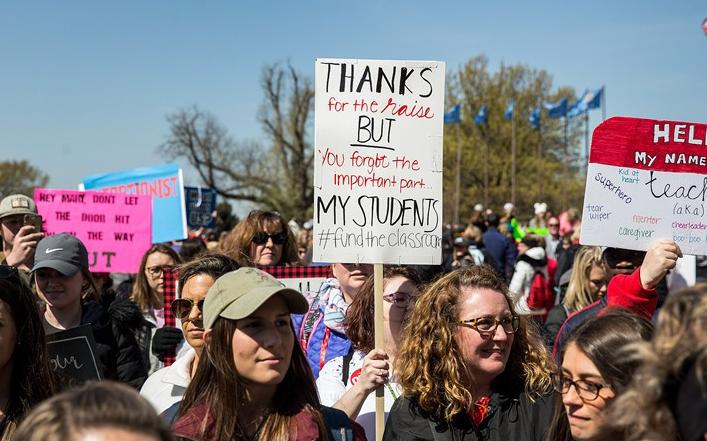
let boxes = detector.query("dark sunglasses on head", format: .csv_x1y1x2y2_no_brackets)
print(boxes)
252,232,287,245
603,248,646,268
171,298,204,320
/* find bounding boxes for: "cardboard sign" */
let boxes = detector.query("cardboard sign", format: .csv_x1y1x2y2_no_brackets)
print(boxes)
46,325,102,385
580,117,707,255
313,59,445,265
34,188,151,273
185,186,217,229
81,163,187,243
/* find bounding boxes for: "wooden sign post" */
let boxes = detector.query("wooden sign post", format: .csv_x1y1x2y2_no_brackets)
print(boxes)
313,58,445,440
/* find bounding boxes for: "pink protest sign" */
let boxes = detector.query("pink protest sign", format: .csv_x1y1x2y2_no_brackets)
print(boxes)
34,188,152,273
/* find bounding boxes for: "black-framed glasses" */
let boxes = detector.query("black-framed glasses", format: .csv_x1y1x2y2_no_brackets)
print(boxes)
552,373,612,402
146,265,175,278
382,291,418,308
458,315,520,334
252,232,287,245
171,298,205,320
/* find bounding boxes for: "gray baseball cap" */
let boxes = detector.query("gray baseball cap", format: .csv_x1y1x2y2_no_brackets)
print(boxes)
0,194,37,219
203,267,308,329
32,233,89,276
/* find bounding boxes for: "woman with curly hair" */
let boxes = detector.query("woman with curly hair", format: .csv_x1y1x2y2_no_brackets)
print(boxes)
599,284,707,441
544,246,607,347
0,265,58,440
545,308,653,441
317,266,422,441
220,210,299,267
383,265,556,441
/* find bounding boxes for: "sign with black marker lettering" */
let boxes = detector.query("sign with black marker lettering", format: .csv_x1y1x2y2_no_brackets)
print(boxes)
34,188,151,272
313,59,445,265
580,116,707,255
46,325,102,385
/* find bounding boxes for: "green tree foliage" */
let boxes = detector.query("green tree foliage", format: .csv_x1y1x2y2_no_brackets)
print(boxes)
444,55,586,223
0,160,49,199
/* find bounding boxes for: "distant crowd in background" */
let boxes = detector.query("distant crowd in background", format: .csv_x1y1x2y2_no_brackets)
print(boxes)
0,191,705,441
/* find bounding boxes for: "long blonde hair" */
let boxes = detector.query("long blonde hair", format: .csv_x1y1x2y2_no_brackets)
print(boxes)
563,246,603,312
395,265,554,422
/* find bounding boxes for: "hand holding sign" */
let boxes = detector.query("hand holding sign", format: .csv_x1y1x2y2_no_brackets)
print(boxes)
640,240,683,289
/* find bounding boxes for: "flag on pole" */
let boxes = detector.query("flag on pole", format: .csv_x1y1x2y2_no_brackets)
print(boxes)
703,17,707,35
504,101,514,120
544,96,568,119
444,104,461,124
474,106,488,125
568,87,603,118
529,107,540,129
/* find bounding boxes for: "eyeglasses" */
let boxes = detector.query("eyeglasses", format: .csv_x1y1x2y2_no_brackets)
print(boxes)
458,315,520,334
382,291,417,308
548,223,560,227
171,298,205,320
146,265,174,278
252,232,287,245
552,373,611,402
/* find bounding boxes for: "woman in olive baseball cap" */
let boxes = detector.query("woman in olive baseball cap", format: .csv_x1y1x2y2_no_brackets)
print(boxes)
172,267,365,441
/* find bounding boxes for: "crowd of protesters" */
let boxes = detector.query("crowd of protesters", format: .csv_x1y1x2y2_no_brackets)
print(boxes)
0,191,705,441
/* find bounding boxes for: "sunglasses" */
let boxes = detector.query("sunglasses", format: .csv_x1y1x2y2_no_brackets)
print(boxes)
171,298,204,320
252,232,287,245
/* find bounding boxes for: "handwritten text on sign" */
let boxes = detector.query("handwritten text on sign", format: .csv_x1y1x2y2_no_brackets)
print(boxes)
580,117,707,255
34,188,152,272
313,59,445,265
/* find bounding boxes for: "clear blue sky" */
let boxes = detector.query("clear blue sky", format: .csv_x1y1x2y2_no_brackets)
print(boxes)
2,1,705,215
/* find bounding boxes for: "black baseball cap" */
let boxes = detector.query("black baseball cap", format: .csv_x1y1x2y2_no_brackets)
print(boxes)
32,233,89,276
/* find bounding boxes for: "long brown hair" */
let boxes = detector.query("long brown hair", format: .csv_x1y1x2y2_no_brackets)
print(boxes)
395,265,553,421
0,269,58,440
177,316,328,440
131,244,181,311
220,210,299,267
545,308,654,441
599,284,707,441
345,266,422,354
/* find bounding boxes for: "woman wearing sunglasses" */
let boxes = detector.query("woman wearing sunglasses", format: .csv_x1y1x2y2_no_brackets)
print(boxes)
125,244,182,375
317,266,421,441
384,265,555,441
140,253,239,414
221,210,299,267
0,265,57,440
545,308,653,441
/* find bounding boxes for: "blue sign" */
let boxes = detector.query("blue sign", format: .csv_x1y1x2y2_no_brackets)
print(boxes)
81,163,187,243
185,186,217,229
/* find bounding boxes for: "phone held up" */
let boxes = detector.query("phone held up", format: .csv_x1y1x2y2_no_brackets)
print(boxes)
23,214,43,232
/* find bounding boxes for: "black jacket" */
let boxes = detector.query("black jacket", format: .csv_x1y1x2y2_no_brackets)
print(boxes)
81,298,147,389
383,391,556,441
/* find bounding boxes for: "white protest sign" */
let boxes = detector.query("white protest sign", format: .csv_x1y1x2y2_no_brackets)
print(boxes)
580,117,707,255
313,59,445,265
